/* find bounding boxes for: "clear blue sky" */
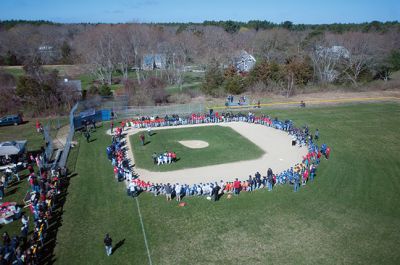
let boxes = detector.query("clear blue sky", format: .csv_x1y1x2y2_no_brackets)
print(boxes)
0,0,399,24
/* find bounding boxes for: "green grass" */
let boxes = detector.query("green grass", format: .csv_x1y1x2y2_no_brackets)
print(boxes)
55,103,400,265
131,126,264,171
0,117,67,152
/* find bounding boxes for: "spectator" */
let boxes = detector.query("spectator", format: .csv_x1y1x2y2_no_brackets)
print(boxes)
139,134,145,146
175,183,182,202
165,184,172,201
104,233,113,256
233,178,241,195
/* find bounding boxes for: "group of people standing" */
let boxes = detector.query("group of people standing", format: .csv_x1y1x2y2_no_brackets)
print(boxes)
152,151,177,165
0,156,66,264
106,111,331,206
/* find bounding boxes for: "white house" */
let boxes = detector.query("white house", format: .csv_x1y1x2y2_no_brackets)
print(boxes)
233,50,256,73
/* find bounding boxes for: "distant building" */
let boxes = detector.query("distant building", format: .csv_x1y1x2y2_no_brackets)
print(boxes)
316,45,350,60
38,45,54,52
233,50,256,73
142,54,167,70
60,78,82,95
38,44,59,64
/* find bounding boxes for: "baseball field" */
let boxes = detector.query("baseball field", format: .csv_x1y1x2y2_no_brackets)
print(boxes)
53,102,400,265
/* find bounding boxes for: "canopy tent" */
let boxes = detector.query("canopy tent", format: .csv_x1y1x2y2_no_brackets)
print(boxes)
0,140,27,156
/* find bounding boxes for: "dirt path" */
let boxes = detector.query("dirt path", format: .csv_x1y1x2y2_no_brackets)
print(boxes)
53,125,70,149
119,122,307,185
208,90,400,110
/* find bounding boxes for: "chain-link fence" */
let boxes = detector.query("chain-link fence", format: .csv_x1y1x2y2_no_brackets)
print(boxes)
58,103,78,168
78,96,205,119
114,103,205,119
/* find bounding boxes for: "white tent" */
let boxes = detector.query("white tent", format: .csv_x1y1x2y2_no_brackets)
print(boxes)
0,141,27,156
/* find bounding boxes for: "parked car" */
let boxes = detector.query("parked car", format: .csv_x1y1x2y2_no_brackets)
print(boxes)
0,114,23,126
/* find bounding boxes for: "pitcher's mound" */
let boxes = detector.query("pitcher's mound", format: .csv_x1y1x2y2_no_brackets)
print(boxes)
179,140,209,149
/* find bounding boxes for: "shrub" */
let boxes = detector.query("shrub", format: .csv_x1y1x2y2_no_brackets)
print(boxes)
98,84,112,96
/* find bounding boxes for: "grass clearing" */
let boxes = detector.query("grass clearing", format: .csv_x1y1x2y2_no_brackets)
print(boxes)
54,103,400,264
131,126,264,172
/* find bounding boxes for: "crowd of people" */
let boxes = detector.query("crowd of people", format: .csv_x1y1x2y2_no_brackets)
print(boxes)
0,154,67,264
152,152,177,165
105,111,331,202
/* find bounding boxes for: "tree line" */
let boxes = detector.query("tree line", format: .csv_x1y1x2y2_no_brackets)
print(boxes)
0,20,399,109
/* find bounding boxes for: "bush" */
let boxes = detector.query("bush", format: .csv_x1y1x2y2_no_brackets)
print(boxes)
168,93,191,104
98,84,112,96
202,59,224,96
224,75,246,95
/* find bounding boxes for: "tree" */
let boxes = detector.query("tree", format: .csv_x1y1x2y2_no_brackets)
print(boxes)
281,21,293,30
76,25,117,85
98,84,112,97
0,71,19,114
224,75,246,94
202,59,224,95
388,49,400,71
282,57,312,97
60,40,72,64
340,32,373,85
223,20,241,34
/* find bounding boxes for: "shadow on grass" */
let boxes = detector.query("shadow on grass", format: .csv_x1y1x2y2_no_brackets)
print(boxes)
5,186,19,196
39,170,77,265
112,238,125,255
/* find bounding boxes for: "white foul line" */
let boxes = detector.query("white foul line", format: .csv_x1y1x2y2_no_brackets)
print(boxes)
135,197,153,265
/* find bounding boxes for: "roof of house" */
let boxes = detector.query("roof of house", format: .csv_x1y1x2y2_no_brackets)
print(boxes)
143,54,166,65
61,79,82,92
233,50,256,63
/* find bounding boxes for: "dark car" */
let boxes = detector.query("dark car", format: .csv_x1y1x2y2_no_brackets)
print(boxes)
0,114,23,126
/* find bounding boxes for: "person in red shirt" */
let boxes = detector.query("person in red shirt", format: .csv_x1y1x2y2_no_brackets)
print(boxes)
139,133,145,145
171,152,177,162
233,178,241,195
325,147,331,159
36,120,42,133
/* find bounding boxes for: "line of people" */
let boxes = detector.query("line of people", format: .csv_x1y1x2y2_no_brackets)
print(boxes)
106,111,331,201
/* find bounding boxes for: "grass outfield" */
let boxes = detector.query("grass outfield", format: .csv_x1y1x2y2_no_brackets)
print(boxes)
54,103,400,265
131,126,265,172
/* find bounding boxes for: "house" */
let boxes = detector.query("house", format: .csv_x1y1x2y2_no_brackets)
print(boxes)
316,45,350,60
38,45,54,52
142,54,167,70
38,45,59,64
233,50,256,73
315,45,350,82
60,78,82,95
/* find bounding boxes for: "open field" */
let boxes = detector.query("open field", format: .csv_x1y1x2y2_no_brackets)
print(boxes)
131,125,264,172
52,102,400,265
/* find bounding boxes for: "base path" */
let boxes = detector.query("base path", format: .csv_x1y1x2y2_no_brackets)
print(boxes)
120,122,308,185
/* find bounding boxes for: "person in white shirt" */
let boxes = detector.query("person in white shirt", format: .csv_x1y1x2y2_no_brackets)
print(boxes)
175,183,181,202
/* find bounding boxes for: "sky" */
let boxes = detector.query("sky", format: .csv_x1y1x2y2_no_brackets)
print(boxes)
0,0,399,24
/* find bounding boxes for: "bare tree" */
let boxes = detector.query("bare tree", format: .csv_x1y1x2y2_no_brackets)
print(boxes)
76,25,117,85
0,70,19,114
337,32,373,85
